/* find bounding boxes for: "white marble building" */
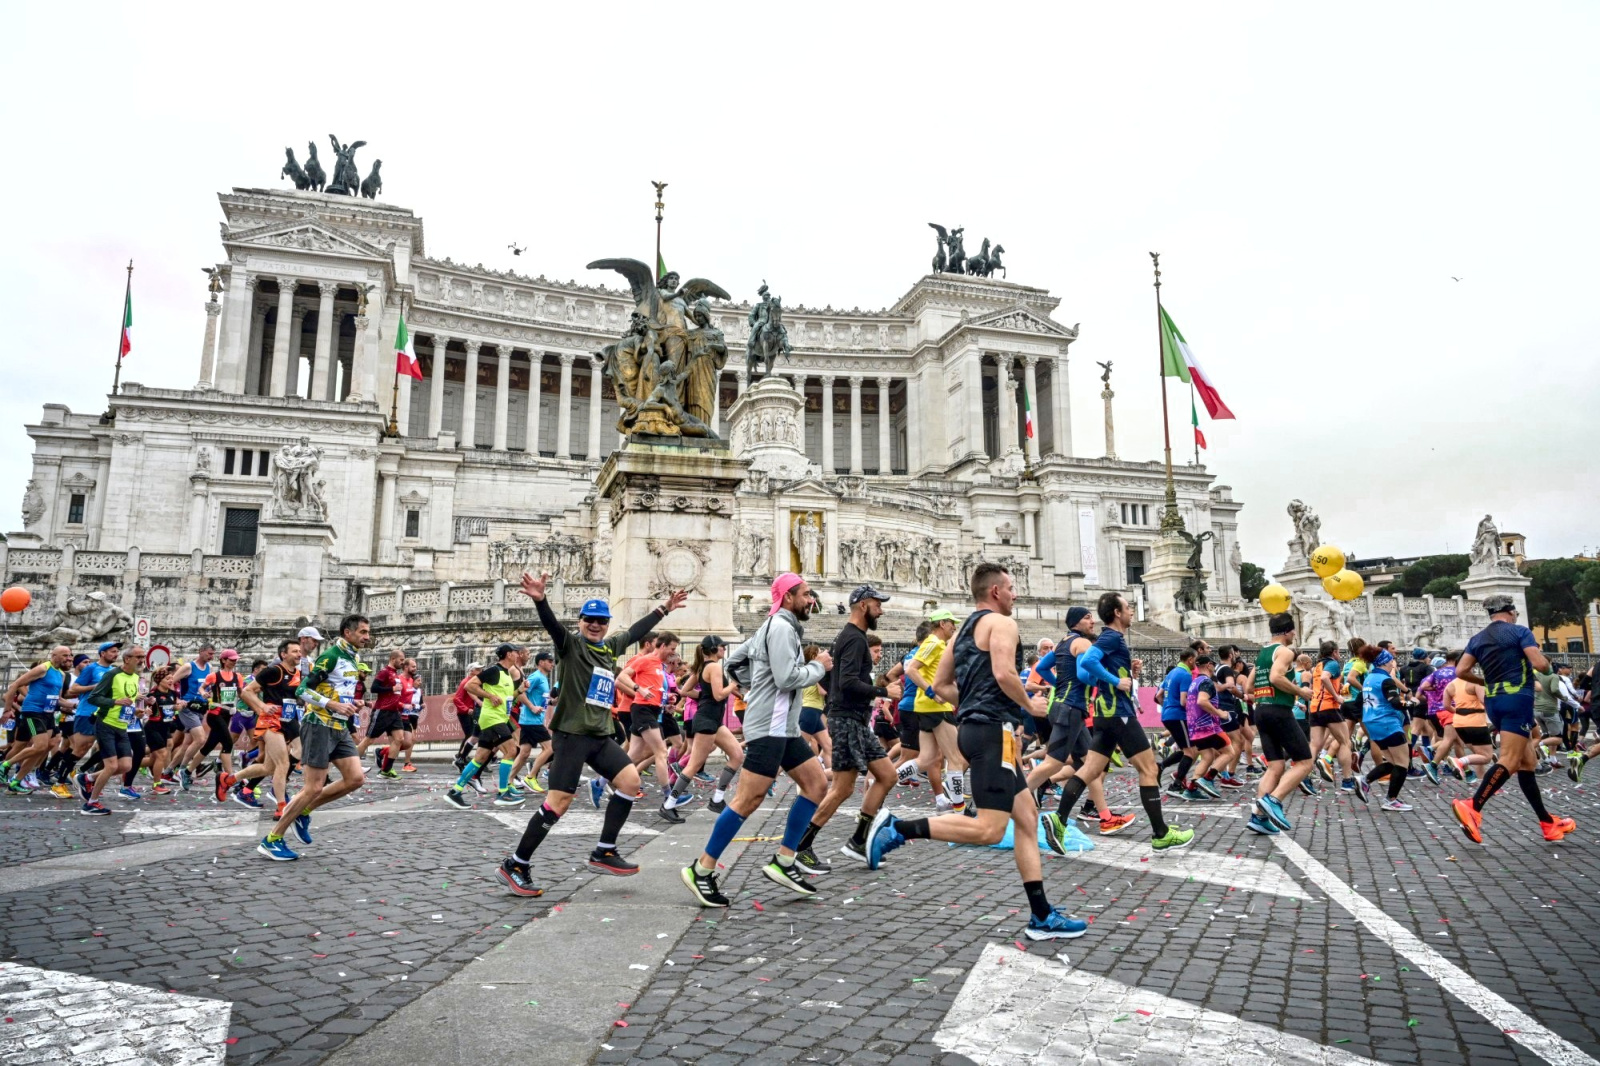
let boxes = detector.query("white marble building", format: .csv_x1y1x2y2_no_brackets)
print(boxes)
10,185,1246,630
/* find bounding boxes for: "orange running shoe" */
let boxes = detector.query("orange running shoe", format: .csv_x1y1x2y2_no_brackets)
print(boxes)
1542,816,1576,842
1452,798,1483,844
1098,811,1136,835
402,763,418,773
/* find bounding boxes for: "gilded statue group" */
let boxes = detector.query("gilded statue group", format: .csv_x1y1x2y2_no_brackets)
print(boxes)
928,224,1006,278
281,135,383,199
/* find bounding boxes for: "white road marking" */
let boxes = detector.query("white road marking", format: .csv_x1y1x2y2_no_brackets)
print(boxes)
122,811,258,837
0,961,232,1065
1273,835,1599,1066
1065,832,1309,900
935,942,1382,1064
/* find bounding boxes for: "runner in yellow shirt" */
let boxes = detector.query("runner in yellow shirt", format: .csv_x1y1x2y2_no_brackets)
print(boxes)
905,610,969,813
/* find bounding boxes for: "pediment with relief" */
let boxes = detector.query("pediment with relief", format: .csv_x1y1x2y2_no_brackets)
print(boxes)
225,215,387,260
964,305,1077,338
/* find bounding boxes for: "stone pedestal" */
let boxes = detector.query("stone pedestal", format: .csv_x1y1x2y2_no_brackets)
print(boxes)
1140,533,1195,632
253,521,335,619
1459,568,1532,622
596,441,749,640
725,376,810,482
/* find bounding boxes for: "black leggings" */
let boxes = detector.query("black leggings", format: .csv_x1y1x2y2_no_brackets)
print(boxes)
123,732,148,787
200,717,234,756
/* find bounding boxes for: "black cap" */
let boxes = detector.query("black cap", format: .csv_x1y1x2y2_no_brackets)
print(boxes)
494,643,520,661
700,634,727,654
850,584,890,605
1066,606,1091,630
534,650,553,664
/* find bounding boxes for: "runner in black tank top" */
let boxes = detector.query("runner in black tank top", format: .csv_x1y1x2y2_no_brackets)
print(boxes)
863,561,1088,941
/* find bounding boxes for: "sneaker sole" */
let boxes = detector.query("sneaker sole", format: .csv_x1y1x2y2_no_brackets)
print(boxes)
1259,803,1292,831
864,808,894,870
1098,819,1135,836
256,844,297,861
588,860,639,876
497,867,544,897
839,844,869,864
1152,833,1195,852
760,864,818,897
1245,821,1276,835
1041,820,1067,856
1451,802,1484,844
1023,925,1087,941
679,865,729,908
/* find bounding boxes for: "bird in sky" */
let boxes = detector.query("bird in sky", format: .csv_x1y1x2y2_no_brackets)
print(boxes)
1451,276,1462,281
509,243,525,256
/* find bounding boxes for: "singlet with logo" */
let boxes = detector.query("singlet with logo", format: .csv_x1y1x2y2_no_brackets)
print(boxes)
149,690,179,724
21,665,65,717
207,671,243,714
952,610,1025,727
475,663,517,730
1252,644,1297,708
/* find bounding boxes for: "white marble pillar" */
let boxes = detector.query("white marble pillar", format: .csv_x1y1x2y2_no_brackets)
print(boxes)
1023,356,1041,462
460,340,480,450
876,377,892,474
197,300,221,390
848,375,865,475
187,473,209,551
310,282,337,402
377,470,398,563
246,302,267,396
525,354,543,454
998,358,1018,454
587,358,603,460
493,346,511,451
218,270,255,394
556,353,576,459
269,278,297,397
736,370,748,396
967,352,986,459
428,335,448,438
1052,353,1073,457
820,377,835,474
711,372,723,431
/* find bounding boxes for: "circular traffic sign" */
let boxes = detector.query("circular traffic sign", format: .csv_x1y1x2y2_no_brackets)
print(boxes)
146,643,171,670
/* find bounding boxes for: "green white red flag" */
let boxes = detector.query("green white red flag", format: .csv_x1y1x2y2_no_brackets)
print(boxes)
119,286,132,358
1191,394,1206,450
394,312,422,380
1159,306,1234,419
1023,386,1035,439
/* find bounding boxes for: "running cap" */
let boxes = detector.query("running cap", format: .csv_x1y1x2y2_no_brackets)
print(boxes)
357,661,372,673
1431,656,1446,667
850,584,891,606
926,608,956,623
1267,612,1296,636
466,662,484,671
1482,594,1516,615
700,634,728,653
1410,648,1428,660
219,648,239,660
1555,661,1572,671
534,650,554,664
297,626,324,641
579,598,612,620
72,653,90,667
1066,606,1092,630
98,640,123,653
494,643,519,661
769,573,805,616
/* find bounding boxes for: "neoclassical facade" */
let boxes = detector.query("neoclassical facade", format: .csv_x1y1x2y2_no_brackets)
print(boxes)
11,185,1246,632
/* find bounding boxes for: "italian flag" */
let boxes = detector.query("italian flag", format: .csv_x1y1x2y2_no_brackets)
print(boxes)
656,251,669,282
1191,394,1206,450
1159,306,1235,419
394,312,422,380
119,286,132,358
1023,385,1035,439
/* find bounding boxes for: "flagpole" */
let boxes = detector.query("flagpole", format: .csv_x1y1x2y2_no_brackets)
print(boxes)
385,297,405,439
1151,252,1183,534
652,180,667,276
102,260,133,424
1189,380,1199,465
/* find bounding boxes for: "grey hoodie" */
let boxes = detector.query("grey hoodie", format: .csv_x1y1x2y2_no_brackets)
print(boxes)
724,608,825,741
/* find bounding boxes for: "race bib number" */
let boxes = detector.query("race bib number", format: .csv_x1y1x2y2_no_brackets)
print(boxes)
46,695,59,713
281,699,300,722
1001,727,1018,774
586,667,616,710
221,687,238,707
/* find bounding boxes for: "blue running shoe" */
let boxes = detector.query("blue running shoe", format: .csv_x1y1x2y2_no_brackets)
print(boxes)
866,811,905,870
1193,776,1222,800
118,787,142,801
1424,762,1441,785
694,771,714,784
76,772,93,802
1299,777,1320,797
1025,907,1089,940
1257,794,1291,831
257,837,299,861
231,786,262,809
590,777,606,808
293,813,313,845
1245,813,1279,835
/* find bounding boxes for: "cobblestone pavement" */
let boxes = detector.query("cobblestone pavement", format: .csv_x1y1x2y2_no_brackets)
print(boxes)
3,761,1600,1064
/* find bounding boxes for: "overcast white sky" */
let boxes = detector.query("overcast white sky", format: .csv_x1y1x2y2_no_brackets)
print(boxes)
4,3,1597,569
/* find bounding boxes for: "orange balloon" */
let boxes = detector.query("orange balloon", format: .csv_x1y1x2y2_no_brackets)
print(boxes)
0,586,31,613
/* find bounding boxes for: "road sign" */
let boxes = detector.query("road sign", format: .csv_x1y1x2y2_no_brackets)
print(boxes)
133,616,151,642
146,644,172,670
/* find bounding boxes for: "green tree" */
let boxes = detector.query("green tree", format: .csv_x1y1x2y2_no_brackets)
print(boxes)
1578,564,1600,611
1525,558,1596,640
1420,575,1464,599
1239,562,1268,600
1376,554,1470,597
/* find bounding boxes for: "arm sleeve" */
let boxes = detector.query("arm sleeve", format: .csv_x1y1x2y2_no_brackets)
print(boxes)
533,598,571,657
85,670,120,711
1076,646,1118,686
372,669,396,696
840,638,885,703
1382,678,1405,711
1034,650,1057,687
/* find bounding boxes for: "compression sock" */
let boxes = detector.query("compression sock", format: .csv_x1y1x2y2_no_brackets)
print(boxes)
515,803,561,862
1057,776,1087,816
454,760,482,790
797,821,823,855
782,796,819,852
897,817,931,840
704,806,748,861
1516,770,1552,822
716,766,736,791
850,810,873,848
1472,764,1512,811
1387,766,1407,800
600,791,634,843
1157,748,1183,774
1022,879,1052,921
380,748,395,773
1366,763,1393,783
498,760,513,791
1139,785,1169,837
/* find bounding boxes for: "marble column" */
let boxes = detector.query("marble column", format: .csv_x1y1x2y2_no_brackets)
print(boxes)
736,369,748,396
187,472,210,551
525,354,543,454
268,278,297,397
246,302,267,396
218,270,255,395
377,470,398,563
460,340,480,450
967,352,986,460
820,377,835,474
287,306,307,396
587,358,603,460
310,282,337,402
556,353,576,459
876,377,892,474
848,375,865,475
1023,356,1041,462
711,372,723,431
1052,353,1073,457
428,335,448,438
493,346,511,451
905,374,924,473
197,300,221,390
998,357,1018,454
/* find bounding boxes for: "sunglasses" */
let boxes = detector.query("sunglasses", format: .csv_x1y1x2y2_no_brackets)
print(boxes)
578,615,608,625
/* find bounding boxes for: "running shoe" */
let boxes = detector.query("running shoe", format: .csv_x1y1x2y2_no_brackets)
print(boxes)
588,847,639,876
79,802,111,816
1407,765,1427,778
895,762,919,786
257,836,299,861
453,753,468,771
1316,754,1335,784
118,787,142,801
230,785,262,809
1569,753,1588,784
402,763,418,773
1025,907,1089,940
794,848,832,876
839,839,870,864
1110,750,1126,769
1352,775,1370,803
1541,819,1568,842
215,771,235,804
6,779,31,795
1298,777,1320,797
50,783,73,799
378,768,400,779
498,858,544,897
866,810,903,870
443,788,472,810
1042,813,1068,856
1381,799,1413,812
935,794,956,814
657,804,685,824
1216,773,1245,789
1180,787,1208,802
681,864,730,907
1151,825,1196,852
521,775,546,794
1451,798,1483,844
1245,813,1279,835
465,776,487,795
1424,762,1440,785
292,813,313,845
669,791,700,811
761,857,818,896
1257,794,1291,831
1194,777,1223,800
75,772,93,802
1338,780,1355,794
1098,811,1135,835
590,777,606,808
1079,804,1101,821
179,767,192,792
1547,815,1577,840
493,789,525,807
694,770,714,784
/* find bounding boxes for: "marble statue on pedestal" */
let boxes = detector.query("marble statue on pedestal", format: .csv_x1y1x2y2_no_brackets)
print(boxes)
270,437,328,521
1469,514,1519,576
1286,499,1321,564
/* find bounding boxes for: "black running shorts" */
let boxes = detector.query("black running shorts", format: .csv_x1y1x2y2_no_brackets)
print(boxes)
916,711,955,732
1163,719,1190,750
628,705,663,736
741,734,815,779
1046,708,1089,766
829,716,887,774
1256,704,1313,763
368,709,407,740
1088,714,1150,760
518,722,552,747
958,721,1027,812
546,729,634,795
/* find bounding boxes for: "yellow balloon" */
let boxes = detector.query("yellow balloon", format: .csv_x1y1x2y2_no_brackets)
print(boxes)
1322,569,1365,601
1309,544,1346,579
1259,584,1292,614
